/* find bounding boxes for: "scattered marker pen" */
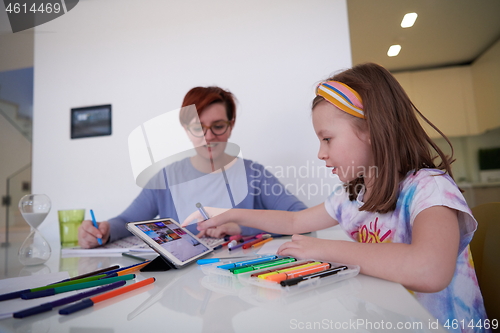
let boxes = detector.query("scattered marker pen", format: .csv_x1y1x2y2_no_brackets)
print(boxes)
242,235,270,249
228,237,258,251
59,277,156,315
13,281,126,318
251,237,273,248
227,240,238,249
21,274,136,299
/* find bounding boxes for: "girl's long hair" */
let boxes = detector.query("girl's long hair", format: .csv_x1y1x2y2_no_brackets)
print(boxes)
314,63,456,213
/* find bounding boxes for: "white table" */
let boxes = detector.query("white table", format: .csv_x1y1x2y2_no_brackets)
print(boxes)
0,226,446,332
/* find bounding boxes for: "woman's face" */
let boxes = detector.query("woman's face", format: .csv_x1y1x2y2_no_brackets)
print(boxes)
185,103,233,163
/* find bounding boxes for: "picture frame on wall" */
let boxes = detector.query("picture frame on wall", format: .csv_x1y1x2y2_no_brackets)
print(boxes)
71,104,112,139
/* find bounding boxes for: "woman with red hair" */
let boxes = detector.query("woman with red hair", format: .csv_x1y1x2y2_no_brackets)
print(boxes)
78,86,307,248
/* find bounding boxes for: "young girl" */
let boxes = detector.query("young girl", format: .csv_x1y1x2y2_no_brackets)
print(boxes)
187,63,489,332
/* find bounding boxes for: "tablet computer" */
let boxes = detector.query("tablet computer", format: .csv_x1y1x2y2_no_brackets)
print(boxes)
126,218,215,268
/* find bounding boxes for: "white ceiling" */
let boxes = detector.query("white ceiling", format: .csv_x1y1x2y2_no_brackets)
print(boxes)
347,0,500,73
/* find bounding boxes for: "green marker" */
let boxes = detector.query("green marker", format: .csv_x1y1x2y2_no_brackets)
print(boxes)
21,274,136,299
29,274,108,292
231,258,297,274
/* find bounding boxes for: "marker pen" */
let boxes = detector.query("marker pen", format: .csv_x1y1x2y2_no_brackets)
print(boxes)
217,255,278,270
265,262,331,283
256,261,319,279
280,265,348,287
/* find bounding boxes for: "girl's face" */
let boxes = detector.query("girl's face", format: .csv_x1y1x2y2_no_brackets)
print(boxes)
312,101,374,184
185,102,233,162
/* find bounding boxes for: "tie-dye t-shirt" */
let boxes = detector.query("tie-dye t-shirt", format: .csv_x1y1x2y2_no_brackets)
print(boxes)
324,169,489,333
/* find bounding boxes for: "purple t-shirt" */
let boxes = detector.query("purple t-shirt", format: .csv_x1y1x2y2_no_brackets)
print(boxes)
108,158,307,241
325,169,489,332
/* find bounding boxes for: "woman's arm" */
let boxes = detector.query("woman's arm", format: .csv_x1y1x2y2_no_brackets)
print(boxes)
278,205,460,293
195,203,338,235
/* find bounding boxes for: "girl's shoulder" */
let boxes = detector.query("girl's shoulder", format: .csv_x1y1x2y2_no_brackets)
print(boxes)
400,168,457,191
399,168,465,209
399,169,476,253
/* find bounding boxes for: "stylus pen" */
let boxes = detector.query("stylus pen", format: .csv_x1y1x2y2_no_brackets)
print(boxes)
196,203,210,220
90,209,102,245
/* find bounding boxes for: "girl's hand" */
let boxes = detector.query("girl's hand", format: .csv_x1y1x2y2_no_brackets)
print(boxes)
181,207,230,227
277,234,330,260
196,222,241,239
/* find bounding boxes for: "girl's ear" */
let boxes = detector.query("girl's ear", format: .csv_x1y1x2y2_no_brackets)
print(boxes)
358,129,371,144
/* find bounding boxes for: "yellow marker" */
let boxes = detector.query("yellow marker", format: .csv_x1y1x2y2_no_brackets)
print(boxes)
257,262,321,279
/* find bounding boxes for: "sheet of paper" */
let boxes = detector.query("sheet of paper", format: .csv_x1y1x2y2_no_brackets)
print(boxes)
61,236,155,257
0,272,70,319
255,238,289,255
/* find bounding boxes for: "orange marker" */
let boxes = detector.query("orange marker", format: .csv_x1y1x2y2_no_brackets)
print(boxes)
257,261,320,279
243,235,270,249
59,277,156,315
117,261,151,276
264,262,331,283
251,237,273,248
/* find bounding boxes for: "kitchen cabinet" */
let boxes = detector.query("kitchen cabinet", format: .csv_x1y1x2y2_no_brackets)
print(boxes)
394,66,478,138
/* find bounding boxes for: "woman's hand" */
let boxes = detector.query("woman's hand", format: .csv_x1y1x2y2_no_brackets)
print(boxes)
78,220,110,248
277,234,331,260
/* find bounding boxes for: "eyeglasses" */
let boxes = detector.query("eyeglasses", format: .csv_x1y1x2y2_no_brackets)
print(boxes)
186,120,232,138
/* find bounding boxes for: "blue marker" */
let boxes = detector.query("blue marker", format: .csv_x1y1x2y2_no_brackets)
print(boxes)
196,203,210,220
217,255,278,270
90,209,102,245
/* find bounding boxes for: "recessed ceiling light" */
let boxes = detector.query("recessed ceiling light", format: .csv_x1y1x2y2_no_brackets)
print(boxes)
401,12,418,28
387,45,401,57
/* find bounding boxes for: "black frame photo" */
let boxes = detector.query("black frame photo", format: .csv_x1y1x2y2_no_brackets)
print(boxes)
71,104,112,139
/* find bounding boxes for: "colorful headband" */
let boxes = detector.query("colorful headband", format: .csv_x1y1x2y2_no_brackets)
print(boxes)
316,81,365,119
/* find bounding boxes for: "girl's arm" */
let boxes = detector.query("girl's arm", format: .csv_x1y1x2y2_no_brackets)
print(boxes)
278,205,460,293
194,203,338,235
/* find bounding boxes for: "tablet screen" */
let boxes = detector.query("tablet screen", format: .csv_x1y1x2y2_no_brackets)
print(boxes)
131,219,210,263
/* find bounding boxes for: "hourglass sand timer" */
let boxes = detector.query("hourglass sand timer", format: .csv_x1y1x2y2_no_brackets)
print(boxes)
18,194,52,265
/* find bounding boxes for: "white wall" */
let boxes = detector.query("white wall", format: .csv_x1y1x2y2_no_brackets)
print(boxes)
33,0,352,242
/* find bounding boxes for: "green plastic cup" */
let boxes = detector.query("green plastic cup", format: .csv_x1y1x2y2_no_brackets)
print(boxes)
58,209,85,247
